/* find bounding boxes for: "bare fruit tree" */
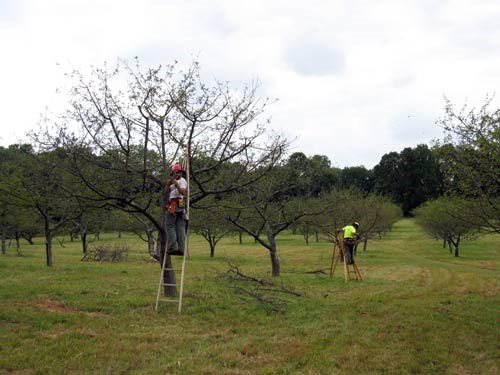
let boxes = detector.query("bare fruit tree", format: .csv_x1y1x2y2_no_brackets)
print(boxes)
37,59,289,296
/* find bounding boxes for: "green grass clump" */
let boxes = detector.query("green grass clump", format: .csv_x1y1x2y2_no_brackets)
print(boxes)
0,218,498,374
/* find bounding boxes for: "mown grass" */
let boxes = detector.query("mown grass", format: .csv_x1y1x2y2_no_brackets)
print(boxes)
0,218,498,374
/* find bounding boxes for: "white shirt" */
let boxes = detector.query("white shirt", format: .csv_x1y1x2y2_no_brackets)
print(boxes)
169,177,187,199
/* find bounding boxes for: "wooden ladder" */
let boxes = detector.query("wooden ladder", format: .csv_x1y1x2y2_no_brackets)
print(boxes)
330,231,362,282
155,248,187,313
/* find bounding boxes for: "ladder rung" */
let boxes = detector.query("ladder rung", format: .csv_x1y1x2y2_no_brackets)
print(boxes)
158,298,179,303
163,268,182,272
161,283,179,287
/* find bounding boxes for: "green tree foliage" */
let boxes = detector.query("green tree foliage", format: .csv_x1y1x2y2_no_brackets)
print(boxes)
0,145,43,253
339,166,374,195
190,195,234,258
5,148,83,265
414,197,481,256
373,144,442,215
283,152,339,197
226,168,322,276
434,97,500,233
348,194,402,251
318,189,402,251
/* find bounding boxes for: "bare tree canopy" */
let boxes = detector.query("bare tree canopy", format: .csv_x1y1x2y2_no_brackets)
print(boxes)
33,58,289,293
34,58,289,217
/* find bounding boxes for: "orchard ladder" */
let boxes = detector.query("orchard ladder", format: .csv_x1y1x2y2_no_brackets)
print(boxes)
330,231,362,282
155,247,187,313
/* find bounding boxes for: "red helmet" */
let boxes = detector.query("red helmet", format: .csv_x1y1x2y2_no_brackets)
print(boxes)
171,164,183,173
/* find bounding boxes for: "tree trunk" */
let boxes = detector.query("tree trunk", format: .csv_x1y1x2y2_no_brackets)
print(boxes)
159,228,176,297
267,231,280,276
156,233,161,254
44,221,53,266
15,230,20,250
1,209,6,255
81,226,88,254
210,239,215,258
454,236,460,257
162,255,176,296
23,233,34,245
1,225,6,255
269,248,280,276
146,229,155,257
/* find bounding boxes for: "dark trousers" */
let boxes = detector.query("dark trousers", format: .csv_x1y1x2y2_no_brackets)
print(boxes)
343,239,355,264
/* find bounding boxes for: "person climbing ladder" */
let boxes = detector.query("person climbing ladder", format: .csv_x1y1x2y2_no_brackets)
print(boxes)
338,221,359,264
165,164,188,256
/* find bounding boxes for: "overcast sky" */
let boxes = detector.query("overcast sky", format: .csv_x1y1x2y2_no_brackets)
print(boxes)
1,0,499,168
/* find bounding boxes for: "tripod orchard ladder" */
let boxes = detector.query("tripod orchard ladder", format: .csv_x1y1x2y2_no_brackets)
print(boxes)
329,231,362,282
155,157,190,313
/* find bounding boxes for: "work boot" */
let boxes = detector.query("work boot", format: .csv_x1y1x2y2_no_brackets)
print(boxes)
167,249,184,256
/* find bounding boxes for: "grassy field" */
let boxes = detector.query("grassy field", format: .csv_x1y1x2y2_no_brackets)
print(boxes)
0,218,498,374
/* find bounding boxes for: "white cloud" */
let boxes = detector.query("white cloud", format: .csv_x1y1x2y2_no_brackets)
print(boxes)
1,0,499,168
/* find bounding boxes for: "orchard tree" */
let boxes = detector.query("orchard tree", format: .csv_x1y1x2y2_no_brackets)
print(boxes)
7,149,83,265
317,189,401,255
226,165,322,276
348,193,402,252
435,97,500,233
0,145,20,254
37,59,289,295
190,199,234,258
414,197,481,257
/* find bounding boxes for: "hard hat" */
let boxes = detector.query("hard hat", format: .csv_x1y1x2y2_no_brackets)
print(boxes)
353,222,360,227
171,164,183,173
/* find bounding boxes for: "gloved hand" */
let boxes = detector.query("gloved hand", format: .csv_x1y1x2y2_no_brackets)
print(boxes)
167,179,179,187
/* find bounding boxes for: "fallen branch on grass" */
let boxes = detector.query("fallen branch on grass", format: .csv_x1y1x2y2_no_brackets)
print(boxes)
283,268,328,274
81,243,129,262
254,287,302,297
232,287,285,313
215,264,303,313
226,263,272,285
224,264,301,296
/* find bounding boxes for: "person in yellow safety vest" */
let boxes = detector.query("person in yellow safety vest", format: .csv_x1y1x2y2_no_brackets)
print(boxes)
339,222,359,264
